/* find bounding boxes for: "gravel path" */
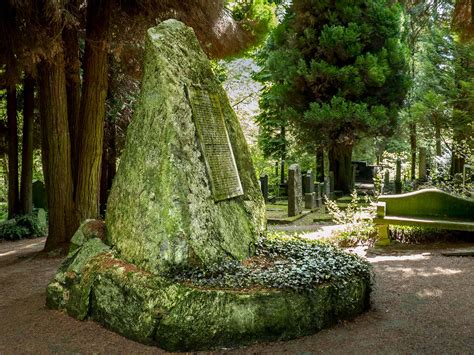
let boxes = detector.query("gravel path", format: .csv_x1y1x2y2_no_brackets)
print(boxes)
0,238,473,354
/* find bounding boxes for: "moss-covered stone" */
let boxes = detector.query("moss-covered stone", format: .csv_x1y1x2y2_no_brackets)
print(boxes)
48,250,370,351
105,20,266,273
46,234,111,320
69,220,106,255
46,20,371,352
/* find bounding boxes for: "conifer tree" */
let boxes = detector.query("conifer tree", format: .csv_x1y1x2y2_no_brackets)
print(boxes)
257,0,410,192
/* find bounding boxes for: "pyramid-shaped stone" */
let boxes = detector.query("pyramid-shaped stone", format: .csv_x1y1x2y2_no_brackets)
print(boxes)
105,20,266,273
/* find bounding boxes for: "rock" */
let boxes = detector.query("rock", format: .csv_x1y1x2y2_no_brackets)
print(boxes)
46,236,111,320
105,19,265,273
69,220,106,255
51,251,370,351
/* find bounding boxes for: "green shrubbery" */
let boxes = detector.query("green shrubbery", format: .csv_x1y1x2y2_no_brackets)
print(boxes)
168,233,372,291
390,225,472,244
0,209,47,241
325,191,377,246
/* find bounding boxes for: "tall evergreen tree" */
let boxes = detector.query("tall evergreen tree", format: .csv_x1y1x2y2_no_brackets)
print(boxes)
257,0,410,192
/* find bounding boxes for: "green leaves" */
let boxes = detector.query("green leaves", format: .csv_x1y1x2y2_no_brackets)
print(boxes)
254,0,409,154
166,233,372,291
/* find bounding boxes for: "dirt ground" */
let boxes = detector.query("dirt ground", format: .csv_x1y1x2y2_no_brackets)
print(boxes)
0,237,473,354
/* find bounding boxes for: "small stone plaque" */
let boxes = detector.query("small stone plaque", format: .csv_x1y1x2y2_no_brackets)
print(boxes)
188,85,243,201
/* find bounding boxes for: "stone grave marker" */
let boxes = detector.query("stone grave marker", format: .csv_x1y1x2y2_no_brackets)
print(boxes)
395,159,402,194
305,193,316,209
323,176,330,199
288,164,303,217
260,175,269,203
304,170,314,194
329,171,335,198
32,180,48,210
105,20,266,272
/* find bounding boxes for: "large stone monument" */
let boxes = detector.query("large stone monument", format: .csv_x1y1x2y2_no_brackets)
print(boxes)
104,22,266,272
46,20,370,352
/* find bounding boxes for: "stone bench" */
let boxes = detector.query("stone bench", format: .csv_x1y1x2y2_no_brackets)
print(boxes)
373,189,474,245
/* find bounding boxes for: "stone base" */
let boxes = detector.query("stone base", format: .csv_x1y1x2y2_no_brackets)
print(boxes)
47,228,371,352
305,192,317,209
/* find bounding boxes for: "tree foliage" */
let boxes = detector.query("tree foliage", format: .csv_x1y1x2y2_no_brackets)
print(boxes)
256,0,410,191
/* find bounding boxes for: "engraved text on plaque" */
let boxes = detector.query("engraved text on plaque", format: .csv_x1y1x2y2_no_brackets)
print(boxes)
188,86,244,201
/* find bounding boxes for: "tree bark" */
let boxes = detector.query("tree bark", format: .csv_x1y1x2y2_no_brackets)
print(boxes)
75,0,112,222
19,74,35,215
63,21,82,180
410,123,417,180
329,143,353,194
7,82,20,219
280,125,286,184
100,118,117,216
435,123,442,156
38,51,77,251
316,148,325,182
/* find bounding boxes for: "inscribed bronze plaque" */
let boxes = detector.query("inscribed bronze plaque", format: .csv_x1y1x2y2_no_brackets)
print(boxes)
188,85,243,201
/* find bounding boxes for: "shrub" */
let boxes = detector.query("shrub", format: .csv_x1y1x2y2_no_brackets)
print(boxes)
167,233,372,291
324,191,376,247
0,209,48,241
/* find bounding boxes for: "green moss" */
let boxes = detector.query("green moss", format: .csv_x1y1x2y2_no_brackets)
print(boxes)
47,235,371,351
46,235,111,319
105,20,265,273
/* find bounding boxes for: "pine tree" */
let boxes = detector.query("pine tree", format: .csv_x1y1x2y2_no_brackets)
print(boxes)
257,0,410,192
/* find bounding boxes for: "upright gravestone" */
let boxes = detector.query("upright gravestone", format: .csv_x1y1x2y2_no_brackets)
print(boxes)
304,170,314,194
329,171,335,196
351,164,357,190
105,20,266,272
32,180,48,210
288,164,303,217
395,159,402,194
383,170,390,194
324,176,331,199
419,147,427,181
260,175,269,203
314,182,322,207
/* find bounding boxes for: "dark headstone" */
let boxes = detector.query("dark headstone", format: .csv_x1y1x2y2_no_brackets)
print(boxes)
260,175,269,203
32,180,48,210
288,164,303,217
395,159,402,194
305,192,316,210
304,170,314,194
329,171,335,193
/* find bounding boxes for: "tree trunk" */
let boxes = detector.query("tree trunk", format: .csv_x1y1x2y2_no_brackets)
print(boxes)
410,123,417,180
100,118,117,217
75,0,112,222
329,143,353,194
63,21,82,181
316,148,325,182
451,153,465,175
38,51,77,251
19,74,35,215
7,82,20,219
435,122,442,157
280,125,286,184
